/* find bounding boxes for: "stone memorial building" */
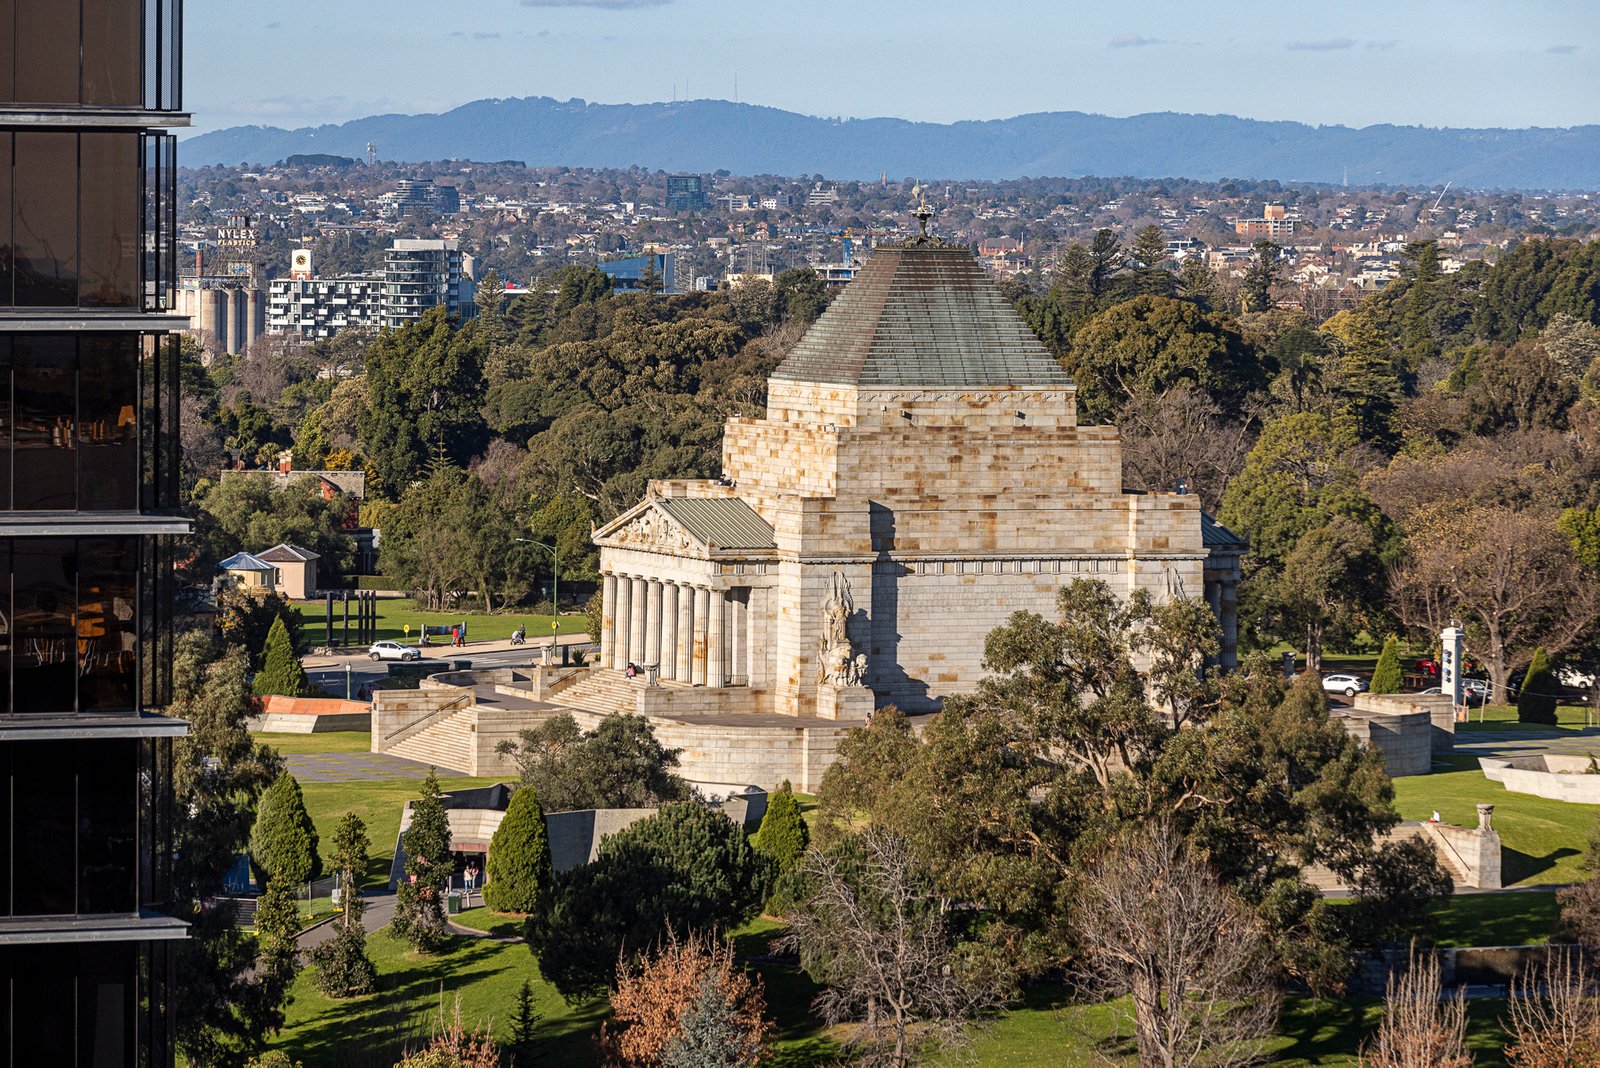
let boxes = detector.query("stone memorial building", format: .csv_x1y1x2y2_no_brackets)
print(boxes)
592,234,1241,720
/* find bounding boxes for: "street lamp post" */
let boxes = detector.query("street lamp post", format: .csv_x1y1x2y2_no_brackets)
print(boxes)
514,537,560,631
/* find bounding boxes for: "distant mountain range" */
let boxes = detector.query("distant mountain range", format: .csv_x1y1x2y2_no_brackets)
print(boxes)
183,97,1600,190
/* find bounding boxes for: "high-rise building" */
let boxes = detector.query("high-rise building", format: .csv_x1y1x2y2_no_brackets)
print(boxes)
665,175,708,212
599,253,678,295
0,2,189,1063
383,239,476,329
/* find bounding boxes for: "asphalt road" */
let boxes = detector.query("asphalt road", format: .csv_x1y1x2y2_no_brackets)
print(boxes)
305,638,592,698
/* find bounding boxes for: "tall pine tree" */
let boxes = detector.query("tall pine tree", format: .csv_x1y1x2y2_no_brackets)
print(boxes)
312,812,377,998
1370,636,1403,695
252,614,310,698
250,769,322,888
485,785,553,915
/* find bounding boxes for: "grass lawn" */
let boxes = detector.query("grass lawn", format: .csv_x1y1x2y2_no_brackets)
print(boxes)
294,599,589,646
1456,702,1600,732
454,907,523,939
258,730,373,756
268,928,609,1067
1428,892,1562,947
1392,755,1598,886
300,775,505,888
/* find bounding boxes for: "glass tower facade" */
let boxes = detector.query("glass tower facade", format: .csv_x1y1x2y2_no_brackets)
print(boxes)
0,2,188,1064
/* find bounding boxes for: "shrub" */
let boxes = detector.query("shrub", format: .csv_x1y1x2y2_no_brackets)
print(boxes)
1369,635,1403,695
601,929,769,1068
529,803,773,998
249,770,321,888
484,786,553,915
310,922,377,999
751,781,808,913
1519,647,1559,724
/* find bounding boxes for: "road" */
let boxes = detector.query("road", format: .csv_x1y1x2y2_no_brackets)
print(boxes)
303,634,594,698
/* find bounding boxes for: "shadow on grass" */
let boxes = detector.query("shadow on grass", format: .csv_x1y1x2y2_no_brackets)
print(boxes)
1502,846,1581,884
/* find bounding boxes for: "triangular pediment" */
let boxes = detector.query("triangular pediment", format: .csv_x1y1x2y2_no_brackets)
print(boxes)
593,498,709,557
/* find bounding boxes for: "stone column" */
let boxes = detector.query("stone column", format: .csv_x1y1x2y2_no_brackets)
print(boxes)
612,575,632,671
660,583,680,681
600,573,618,669
644,579,663,669
706,588,727,688
628,576,648,666
729,590,746,685
676,583,695,683
691,586,710,686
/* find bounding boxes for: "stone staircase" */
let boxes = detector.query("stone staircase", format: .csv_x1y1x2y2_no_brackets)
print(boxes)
387,708,477,774
1305,823,1467,891
549,669,645,717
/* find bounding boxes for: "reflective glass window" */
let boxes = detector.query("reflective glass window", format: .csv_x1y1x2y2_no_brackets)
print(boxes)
79,943,138,1068
83,0,142,107
11,946,75,1059
77,739,137,913
78,538,138,713
80,134,141,309
14,539,77,713
0,340,11,507
13,336,76,510
12,740,75,912
79,337,140,509
12,132,79,307
13,2,78,104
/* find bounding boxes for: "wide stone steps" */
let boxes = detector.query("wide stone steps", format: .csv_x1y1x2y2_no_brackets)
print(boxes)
551,669,645,718
1303,824,1466,891
388,709,476,774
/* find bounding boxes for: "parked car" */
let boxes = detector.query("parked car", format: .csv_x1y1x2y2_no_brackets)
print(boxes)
1321,673,1367,697
1558,664,1596,690
1461,678,1490,700
1414,686,1443,696
368,640,419,662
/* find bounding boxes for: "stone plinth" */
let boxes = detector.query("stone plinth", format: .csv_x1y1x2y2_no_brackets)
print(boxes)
816,684,874,721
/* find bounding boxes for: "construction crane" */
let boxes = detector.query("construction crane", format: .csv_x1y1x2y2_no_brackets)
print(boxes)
1431,181,1453,213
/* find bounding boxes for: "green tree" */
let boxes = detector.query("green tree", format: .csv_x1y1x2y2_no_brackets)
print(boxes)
311,812,377,998
1067,295,1261,422
252,878,304,1024
1273,516,1387,674
528,803,773,998
510,979,542,1055
1519,647,1559,725
215,586,303,669
1130,224,1174,296
167,634,292,1065
484,786,553,915
1560,506,1600,572
1321,311,1402,448
1370,635,1403,694
750,780,809,877
193,473,356,583
584,589,604,643
250,769,322,888
1241,240,1282,312
394,769,454,953
360,307,489,492
774,267,828,325
252,615,312,698
496,712,696,812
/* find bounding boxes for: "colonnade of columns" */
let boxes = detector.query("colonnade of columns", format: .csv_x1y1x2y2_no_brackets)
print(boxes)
599,573,749,687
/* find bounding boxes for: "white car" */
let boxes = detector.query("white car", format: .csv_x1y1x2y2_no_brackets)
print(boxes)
368,640,419,662
1322,673,1367,697
1558,665,1596,690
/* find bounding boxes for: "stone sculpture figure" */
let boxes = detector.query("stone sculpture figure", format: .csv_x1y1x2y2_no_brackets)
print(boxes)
818,572,865,686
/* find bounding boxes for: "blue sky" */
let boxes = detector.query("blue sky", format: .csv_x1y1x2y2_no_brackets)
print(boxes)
187,0,1599,135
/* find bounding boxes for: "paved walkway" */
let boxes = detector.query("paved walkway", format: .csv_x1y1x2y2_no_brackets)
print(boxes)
286,750,440,783
1452,724,1600,763
296,890,396,950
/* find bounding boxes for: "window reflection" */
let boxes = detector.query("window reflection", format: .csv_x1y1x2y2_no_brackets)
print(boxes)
79,538,138,714
12,132,80,307
14,539,77,713
80,338,140,509
13,336,77,510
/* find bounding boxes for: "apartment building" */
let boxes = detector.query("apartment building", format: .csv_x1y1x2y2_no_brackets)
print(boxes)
0,1,190,1062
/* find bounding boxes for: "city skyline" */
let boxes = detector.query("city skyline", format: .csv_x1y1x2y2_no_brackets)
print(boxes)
188,0,1600,137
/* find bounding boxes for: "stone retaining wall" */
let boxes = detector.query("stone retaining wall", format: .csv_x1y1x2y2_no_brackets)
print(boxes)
1480,754,1600,803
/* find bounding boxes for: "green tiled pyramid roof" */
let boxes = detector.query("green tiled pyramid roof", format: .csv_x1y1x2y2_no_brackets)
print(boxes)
771,241,1074,388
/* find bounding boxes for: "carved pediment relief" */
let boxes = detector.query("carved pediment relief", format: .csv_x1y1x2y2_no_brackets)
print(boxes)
595,500,704,556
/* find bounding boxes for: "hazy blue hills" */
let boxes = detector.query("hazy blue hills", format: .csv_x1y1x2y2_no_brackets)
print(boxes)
183,97,1600,189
